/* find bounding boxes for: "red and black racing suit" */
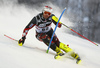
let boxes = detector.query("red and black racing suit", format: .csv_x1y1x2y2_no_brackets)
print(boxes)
22,13,62,51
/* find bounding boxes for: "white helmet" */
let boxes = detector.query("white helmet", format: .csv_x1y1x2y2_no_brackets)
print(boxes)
43,6,53,13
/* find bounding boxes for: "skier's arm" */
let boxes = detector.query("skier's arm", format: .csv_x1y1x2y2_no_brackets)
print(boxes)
22,17,36,37
52,15,62,28
18,17,36,46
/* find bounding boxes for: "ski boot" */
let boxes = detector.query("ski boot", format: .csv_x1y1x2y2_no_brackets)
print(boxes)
76,57,81,64
54,46,64,59
59,42,81,64
71,52,81,64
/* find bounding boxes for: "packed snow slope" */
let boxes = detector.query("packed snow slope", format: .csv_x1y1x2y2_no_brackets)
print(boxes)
0,4,100,68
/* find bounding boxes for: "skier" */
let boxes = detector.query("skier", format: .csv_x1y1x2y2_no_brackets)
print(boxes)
18,6,81,64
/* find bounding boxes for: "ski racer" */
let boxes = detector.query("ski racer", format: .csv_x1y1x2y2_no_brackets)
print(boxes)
18,6,81,64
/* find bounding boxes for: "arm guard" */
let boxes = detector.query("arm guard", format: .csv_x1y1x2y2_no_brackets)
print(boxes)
52,16,62,28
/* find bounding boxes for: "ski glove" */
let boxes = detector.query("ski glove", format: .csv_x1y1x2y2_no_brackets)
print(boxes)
18,36,26,46
58,23,62,28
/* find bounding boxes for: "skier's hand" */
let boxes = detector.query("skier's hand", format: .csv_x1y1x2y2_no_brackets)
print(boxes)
18,36,26,46
58,23,62,28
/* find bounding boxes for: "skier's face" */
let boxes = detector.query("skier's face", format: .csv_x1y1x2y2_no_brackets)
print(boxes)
43,11,51,19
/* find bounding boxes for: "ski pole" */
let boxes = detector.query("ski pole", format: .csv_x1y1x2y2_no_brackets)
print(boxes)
62,23,99,46
4,34,18,42
46,8,67,53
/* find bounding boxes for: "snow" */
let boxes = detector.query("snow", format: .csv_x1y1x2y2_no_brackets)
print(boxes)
0,4,100,68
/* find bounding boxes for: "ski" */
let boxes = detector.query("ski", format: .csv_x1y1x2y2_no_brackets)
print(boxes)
54,53,81,64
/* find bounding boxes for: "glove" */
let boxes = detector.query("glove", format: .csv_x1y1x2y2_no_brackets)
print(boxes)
18,36,26,46
58,23,62,28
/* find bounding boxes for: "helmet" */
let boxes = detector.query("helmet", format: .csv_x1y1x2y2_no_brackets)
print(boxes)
42,6,53,13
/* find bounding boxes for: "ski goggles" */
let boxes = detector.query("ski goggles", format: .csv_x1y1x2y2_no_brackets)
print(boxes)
43,11,51,16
